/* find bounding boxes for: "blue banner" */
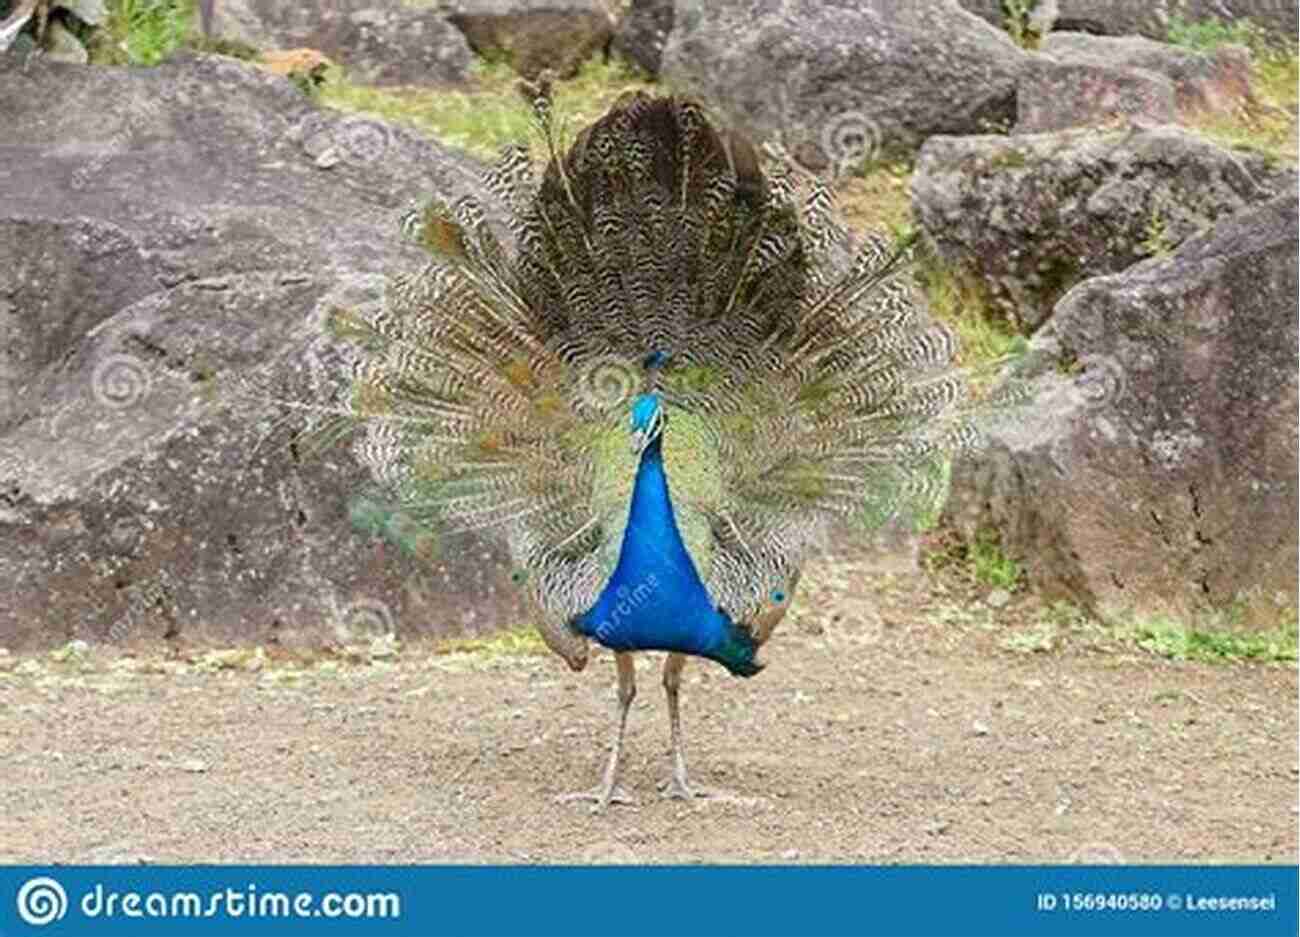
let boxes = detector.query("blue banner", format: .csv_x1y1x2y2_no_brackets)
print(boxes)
0,865,1294,936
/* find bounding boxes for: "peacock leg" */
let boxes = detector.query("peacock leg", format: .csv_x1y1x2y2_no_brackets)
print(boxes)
659,652,735,801
557,651,638,811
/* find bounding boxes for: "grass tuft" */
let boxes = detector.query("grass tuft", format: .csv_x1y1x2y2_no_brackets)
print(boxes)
433,626,548,658
835,162,915,238
91,0,196,66
915,258,1025,371
1166,13,1265,53
1124,615,1298,664
995,599,1298,665
319,57,654,161
923,529,1024,591
1166,15,1299,165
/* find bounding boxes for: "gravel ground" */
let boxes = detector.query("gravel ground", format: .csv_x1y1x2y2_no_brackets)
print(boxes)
1,552,1295,864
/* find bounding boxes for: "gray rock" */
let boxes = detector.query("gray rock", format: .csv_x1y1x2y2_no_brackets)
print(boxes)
56,0,107,27
661,0,1028,167
204,0,350,48
1041,32,1253,118
613,0,673,76
0,54,526,652
41,18,86,64
446,0,615,79
985,589,1012,608
911,126,1294,331
959,0,1299,43
207,0,474,85
946,189,1299,626
1017,56,1177,132
332,9,476,86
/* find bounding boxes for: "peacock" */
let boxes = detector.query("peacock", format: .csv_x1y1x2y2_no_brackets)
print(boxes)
304,78,1024,810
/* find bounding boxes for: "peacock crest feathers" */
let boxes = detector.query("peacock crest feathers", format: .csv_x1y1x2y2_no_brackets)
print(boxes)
286,80,1027,659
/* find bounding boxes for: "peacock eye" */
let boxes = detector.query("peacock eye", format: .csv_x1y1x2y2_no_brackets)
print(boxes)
771,590,786,603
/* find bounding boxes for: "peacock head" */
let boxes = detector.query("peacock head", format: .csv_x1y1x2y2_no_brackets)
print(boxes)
629,393,666,456
543,622,589,673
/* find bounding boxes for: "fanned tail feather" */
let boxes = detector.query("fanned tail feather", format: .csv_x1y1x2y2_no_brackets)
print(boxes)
271,82,1027,648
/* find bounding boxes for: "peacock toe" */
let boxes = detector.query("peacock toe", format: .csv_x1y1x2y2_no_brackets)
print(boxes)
555,786,639,813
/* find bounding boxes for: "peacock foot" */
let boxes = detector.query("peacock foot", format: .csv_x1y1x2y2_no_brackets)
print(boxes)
657,776,740,803
556,786,638,813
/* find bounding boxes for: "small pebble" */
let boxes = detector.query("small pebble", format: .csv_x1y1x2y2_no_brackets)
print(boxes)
972,720,991,737
986,589,1011,608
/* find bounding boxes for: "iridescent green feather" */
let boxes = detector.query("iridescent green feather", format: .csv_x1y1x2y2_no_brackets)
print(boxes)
278,87,1027,653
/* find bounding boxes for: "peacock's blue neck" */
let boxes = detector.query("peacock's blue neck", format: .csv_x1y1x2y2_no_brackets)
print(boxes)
619,436,685,571
573,434,761,676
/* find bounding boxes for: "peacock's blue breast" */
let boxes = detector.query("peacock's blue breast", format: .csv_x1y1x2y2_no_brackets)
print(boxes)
573,436,732,658
576,530,730,657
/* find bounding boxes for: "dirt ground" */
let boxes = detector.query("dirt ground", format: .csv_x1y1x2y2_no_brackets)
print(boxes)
1,548,1296,865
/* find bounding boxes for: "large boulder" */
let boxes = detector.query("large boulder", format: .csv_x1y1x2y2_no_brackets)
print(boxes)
958,0,1300,43
946,188,1299,626
912,126,1295,331
445,0,615,78
206,0,475,85
612,0,673,76
661,0,1028,167
0,55,526,652
1016,56,1177,132
1040,32,1254,118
